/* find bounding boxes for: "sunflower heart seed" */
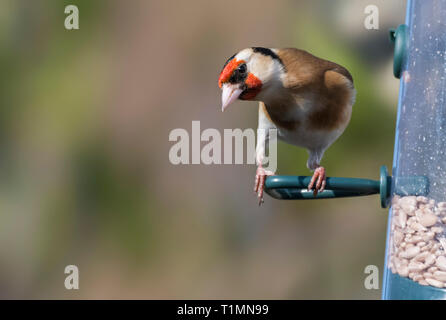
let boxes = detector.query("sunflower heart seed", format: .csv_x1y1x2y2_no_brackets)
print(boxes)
397,265,409,277
401,246,420,259
425,254,436,266
433,271,446,282
400,196,417,212
426,278,444,288
435,256,446,271
408,261,425,272
419,213,438,227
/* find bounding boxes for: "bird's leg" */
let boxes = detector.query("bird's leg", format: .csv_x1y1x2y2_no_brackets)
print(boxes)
307,166,326,196
254,164,275,206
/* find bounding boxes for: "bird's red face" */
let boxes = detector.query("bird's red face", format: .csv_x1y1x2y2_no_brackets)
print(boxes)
218,57,262,111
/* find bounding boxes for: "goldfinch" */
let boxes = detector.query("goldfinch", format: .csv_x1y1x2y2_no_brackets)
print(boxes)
218,47,356,204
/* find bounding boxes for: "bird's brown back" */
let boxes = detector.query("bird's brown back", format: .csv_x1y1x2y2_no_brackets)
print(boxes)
277,48,353,89
264,48,355,131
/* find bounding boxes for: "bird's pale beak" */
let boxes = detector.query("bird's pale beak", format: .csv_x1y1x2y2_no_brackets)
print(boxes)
221,83,243,112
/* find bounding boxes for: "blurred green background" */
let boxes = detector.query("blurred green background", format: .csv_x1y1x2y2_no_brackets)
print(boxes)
0,0,405,299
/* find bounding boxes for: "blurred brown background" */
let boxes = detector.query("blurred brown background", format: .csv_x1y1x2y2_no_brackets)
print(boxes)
0,0,405,299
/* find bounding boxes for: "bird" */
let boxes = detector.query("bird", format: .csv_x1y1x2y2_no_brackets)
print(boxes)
218,47,356,205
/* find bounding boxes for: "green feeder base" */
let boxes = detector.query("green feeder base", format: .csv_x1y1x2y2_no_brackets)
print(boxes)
384,272,446,300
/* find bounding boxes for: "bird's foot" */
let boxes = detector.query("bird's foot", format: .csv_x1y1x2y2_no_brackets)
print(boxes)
254,166,275,206
308,166,326,197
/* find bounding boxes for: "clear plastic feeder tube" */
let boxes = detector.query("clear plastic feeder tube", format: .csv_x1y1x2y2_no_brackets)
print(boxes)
383,0,446,299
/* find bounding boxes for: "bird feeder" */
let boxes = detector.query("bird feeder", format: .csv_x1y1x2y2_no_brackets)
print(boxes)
382,0,446,300
264,0,446,299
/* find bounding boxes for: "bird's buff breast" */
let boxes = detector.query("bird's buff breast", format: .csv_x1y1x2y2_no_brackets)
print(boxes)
262,98,352,151
277,124,347,152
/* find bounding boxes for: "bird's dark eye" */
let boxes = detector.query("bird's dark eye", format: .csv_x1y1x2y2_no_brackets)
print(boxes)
228,63,248,84
238,64,247,74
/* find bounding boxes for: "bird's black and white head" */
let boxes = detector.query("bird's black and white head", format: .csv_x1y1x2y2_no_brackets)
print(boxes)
218,47,285,111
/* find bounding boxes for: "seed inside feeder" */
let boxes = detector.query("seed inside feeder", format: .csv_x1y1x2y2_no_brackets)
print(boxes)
389,196,446,288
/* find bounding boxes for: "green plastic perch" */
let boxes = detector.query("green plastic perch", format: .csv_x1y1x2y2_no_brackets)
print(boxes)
264,166,428,208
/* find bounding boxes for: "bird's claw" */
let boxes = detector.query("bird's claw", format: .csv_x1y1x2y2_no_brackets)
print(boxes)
308,166,326,196
254,166,274,206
